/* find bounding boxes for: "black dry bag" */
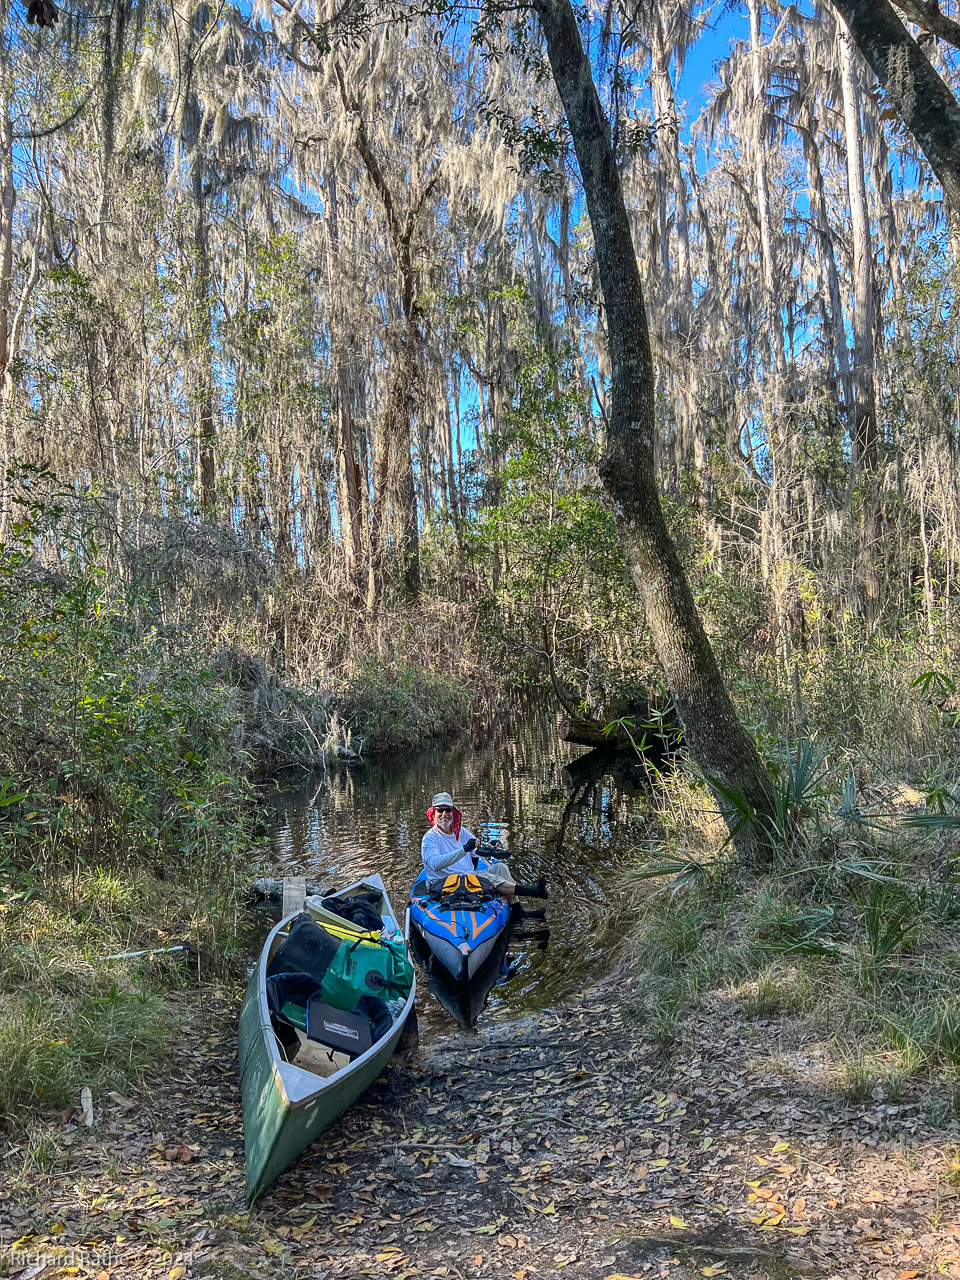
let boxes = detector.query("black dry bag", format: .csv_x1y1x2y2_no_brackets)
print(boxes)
266,912,341,983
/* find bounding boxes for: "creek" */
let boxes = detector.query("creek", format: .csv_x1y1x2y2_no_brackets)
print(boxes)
265,706,655,1037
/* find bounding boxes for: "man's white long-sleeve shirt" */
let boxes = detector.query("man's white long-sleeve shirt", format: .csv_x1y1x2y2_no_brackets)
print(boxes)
421,826,477,878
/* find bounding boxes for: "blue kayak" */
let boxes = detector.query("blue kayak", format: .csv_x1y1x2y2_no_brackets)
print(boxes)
408,855,511,983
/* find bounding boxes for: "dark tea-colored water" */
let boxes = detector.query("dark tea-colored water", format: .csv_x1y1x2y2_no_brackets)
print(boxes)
264,707,653,1036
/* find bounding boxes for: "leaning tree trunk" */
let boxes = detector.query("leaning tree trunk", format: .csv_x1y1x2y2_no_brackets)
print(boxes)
531,0,775,862
827,0,960,210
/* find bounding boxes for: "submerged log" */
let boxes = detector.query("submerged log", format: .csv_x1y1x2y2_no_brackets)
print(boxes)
248,876,326,906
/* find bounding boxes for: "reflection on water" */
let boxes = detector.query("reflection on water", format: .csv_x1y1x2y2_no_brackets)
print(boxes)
264,707,653,1036
408,928,514,1030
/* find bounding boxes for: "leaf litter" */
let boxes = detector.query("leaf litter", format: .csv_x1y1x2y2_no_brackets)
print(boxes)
2,982,960,1278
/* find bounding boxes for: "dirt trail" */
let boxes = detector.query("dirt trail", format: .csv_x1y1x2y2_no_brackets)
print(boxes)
3,981,960,1280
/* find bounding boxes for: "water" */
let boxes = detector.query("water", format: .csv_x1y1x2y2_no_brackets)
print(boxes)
264,707,654,1036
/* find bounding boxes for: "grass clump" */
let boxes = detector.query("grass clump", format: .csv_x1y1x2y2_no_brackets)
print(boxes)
0,985,171,1128
740,964,813,1018
0,863,252,1130
1,886,171,1129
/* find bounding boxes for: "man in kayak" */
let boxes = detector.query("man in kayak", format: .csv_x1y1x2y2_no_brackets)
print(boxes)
421,792,548,907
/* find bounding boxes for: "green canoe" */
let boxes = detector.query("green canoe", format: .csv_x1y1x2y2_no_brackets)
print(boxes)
239,873,416,1202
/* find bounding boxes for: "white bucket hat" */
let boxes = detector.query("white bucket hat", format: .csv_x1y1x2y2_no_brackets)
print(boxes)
431,792,454,807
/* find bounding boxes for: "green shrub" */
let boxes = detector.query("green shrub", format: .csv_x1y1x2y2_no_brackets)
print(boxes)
0,983,173,1128
0,480,255,1130
0,482,256,880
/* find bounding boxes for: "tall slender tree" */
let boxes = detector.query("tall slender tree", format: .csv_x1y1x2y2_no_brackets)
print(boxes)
828,0,960,208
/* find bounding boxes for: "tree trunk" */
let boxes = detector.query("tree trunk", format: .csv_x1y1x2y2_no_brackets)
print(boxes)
558,713,679,755
0,77,14,540
649,15,702,490
335,374,363,599
523,186,550,331
649,19,693,321
839,26,879,473
827,0,960,209
797,83,854,428
839,23,881,615
338,66,429,605
747,0,786,381
326,169,364,600
387,337,421,602
531,0,776,862
193,158,216,510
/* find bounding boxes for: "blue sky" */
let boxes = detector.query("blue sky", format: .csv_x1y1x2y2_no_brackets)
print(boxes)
676,7,747,113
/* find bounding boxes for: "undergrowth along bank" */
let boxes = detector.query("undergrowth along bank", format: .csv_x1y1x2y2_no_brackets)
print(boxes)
221,644,475,769
627,704,960,1096
0,480,488,1133
0,498,258,1130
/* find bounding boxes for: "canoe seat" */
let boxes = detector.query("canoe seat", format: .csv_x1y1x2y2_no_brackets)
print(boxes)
266,972,325,1061
266,970,324,1015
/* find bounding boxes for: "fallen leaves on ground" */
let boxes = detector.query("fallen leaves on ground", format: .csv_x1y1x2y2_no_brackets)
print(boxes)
3,983,960,1279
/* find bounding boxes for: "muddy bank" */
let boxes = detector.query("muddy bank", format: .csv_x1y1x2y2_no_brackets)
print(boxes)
2,982,959,1280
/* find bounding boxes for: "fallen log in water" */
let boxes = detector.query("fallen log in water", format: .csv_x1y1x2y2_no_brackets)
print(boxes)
559,715,620,750
558,710,681,752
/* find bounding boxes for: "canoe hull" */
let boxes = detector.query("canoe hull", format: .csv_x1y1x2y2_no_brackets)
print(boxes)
240,874,415,1202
